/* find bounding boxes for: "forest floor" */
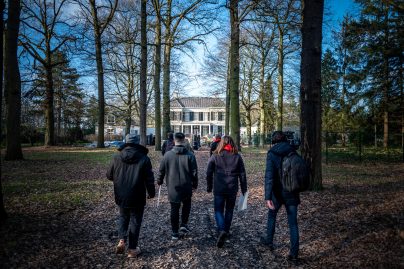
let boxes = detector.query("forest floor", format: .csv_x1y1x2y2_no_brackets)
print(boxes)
0,146,403,269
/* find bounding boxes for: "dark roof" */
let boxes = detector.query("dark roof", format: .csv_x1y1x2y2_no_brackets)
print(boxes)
171,97,225,108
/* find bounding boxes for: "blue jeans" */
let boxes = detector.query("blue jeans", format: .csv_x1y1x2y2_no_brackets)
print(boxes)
266,202,299,257
118,206,144,249
214,193,237,233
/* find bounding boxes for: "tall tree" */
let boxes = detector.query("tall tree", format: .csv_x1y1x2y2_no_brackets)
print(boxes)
4,0,23,159
300,0,324,190
0,0,7,223
77,0,118,147
20,0,75,146
152,0,162,150
160,0,217,137
139,0,147,145
228,0,257,148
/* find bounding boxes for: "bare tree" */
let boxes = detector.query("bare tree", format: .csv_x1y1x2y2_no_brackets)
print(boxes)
139,0,147,145
76,0,118,147
152,0,162,150
228,0,257,148
260,0,301,131
19,0,75,146
0,0,7,223
4,0,23,159
159,0,218,137
300,0,324,190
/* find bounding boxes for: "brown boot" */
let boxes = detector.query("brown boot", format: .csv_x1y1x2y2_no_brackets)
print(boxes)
115,239,125,254
127,247,142,258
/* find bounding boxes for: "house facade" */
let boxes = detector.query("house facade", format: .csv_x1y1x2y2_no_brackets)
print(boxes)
170,97,225,136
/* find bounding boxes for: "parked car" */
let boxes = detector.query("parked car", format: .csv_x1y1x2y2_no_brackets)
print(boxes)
109,141,125,148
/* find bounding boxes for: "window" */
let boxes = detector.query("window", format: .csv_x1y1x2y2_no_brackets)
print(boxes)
190,112,194,121
211,112,216,121
106,115,115,124
218,112,224,121
107,128,114,135
199,112,204,121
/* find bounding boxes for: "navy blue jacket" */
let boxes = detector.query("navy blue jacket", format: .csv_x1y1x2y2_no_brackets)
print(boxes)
206,150,247,195
264,142,300,205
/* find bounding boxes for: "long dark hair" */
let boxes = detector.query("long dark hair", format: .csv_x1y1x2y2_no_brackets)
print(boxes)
214,135,238,155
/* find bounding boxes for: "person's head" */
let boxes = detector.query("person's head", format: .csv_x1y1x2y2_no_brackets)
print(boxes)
125,134,140,146
174,132,186,146
271,131,287,145
167,132,174,140
215,134,221,141
215,135,238,154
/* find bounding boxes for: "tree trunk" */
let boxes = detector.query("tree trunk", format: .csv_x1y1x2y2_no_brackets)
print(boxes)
276,31,284,131
162,19,172,138
89,1,105,148
225,52,230,135
4,0,23,160
154,15,162,150
139,0,147,146
229,0,241,149
44,65,55,146
300,0,323,190
0,0,7,223
259,54,266,147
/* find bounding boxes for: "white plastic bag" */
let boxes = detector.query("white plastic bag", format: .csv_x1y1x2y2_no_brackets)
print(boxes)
237,191,248,211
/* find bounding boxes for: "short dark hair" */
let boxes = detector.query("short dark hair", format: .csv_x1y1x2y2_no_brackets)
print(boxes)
167,132,174,139
174,132,185,141
271,131,287,144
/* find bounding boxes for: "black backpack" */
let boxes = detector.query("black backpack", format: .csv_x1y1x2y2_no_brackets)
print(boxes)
281,151,310,192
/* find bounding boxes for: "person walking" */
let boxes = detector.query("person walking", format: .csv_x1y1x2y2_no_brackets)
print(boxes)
206,135,247,248
162,132,175,155
209,134,221,156
157,132,198,240
106,134,155,258
261,131,300,265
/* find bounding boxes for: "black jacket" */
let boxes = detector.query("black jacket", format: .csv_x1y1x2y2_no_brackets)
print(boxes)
264,142,300,205
162,138,175,155
206,151,247,195
157,145,198,203
107,144,155,208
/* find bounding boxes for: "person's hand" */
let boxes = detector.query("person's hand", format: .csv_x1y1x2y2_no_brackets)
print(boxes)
266,200,275,210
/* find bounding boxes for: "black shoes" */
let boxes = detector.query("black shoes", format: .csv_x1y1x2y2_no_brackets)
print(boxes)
260,236,274,251
216,231,227,248
179,224,190,234
288,255,299,266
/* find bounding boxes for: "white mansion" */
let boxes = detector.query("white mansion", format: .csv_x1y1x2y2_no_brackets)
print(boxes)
100,97,225,137
170,97,225,136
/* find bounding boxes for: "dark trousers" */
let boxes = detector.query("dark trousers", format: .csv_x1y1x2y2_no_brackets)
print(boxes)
266,202,299,257
214,193,237,233
118,206,144,249
170,197,191,233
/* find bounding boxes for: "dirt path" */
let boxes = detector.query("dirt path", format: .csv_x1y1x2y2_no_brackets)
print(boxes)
1,148,403,268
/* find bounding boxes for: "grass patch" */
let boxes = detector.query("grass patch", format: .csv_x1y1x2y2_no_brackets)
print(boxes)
3,179,110,210
22,149,115,165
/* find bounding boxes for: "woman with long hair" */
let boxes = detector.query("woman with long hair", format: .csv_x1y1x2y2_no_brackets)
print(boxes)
206,135,247,248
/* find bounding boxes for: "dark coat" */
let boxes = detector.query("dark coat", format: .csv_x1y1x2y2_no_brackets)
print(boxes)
206,151,247,195
157,145,198,203
162,138,175,155
264,142,300,206
107,144,155,208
